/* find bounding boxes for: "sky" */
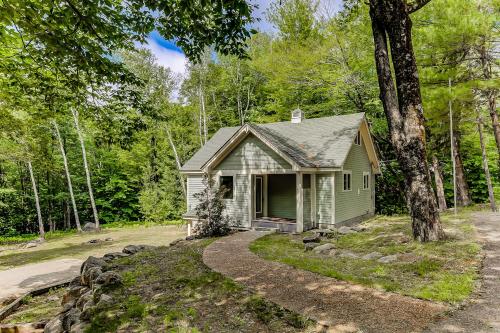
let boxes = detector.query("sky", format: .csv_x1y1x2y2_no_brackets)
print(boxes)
141,0,343,80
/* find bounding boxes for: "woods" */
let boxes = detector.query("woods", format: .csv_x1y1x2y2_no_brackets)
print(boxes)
0,0,498,241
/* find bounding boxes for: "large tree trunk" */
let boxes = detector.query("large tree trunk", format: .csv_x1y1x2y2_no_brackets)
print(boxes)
431,155,447,212
72,108,100,229
369,0,443,241
165,126,186,198
486,91,500,163
53,120,82,231
453,132,472,206
477,115,497,212
28,161,45,239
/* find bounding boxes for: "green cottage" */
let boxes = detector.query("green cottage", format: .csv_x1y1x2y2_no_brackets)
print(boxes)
181,111,381,234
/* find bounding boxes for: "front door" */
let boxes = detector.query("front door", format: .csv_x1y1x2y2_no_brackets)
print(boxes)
255,176,263,218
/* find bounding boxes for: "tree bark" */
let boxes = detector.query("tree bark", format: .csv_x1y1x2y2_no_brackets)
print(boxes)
477,115,497,212
369,0,443,241
28,161,45,239
165,126,186,198
72,108,100,229
487,91,500,163
53,120,82,231
453,132,472,206
431,155,447,212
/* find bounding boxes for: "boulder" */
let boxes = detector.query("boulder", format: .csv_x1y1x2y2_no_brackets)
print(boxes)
61,308,81,332
96,294,113,308
104,237,113,242
69,323,87,333
103,252,129,261
378,254,398,264
169,238,184,247
362,251,383,260
328,249,338,256
44,318,63,333
338,226,356,235
25,242,38,248
185,235,196,241
75,291,93,311
122,244,153,254
82,223,97,232
86,239,101,244
304,242,320,251
80,256,106,275
302,234,321,244
81,266,102,287
312,243,336,254
352,225,367,232
339,251,359,258
79,299,95,321
62,286,89,306
94,271,122,287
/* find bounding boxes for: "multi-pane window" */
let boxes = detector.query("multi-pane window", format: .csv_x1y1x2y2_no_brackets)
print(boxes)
220,176,234,199
343,171,352,191
354,131,361,145
363,172,370,190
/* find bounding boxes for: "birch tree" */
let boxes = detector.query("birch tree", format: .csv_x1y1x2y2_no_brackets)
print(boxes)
431,155,447,212
72,108,100,229
477,111,497,212
53,119,82,231
27,161,44,239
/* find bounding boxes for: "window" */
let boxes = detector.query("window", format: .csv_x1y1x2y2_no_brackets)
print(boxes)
354,131,361,145
220,176,234,199
363,172,370,190
343,171,352,191
302,174,311,189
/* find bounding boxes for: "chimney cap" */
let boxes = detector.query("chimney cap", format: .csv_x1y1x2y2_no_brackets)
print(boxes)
291,108,304,123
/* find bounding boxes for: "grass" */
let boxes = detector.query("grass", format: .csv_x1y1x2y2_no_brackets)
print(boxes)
250,210,482,304
0,224,186,270
3,288,66,324
86,240,314,333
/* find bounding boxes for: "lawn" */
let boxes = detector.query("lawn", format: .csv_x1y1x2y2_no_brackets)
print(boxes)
85,240,315,332
0,223,186,270
250,210,482,304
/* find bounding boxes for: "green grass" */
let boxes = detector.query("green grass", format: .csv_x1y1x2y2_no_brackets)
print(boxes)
86,241,314,332
250,211,482,304
3,288,66,324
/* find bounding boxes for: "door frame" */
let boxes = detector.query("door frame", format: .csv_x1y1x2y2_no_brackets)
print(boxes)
254,175,264,218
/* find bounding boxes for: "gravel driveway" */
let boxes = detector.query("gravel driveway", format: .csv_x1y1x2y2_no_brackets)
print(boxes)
204,230,447,333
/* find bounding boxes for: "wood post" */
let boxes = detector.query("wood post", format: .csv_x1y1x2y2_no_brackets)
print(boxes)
296,172,304,233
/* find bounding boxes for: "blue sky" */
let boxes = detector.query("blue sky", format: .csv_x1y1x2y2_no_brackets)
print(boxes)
142,0,342,77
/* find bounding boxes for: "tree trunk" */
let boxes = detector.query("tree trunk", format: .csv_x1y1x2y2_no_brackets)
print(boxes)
477,115,497,212
431,155,447,212
369,0,443,241
199,86,208,144
486,91,500,164
72,108,100,229
53,120,82,231
453,132,472,206
165,126,186,198
28,161,45,239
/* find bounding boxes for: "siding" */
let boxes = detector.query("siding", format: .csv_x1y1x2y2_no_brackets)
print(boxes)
268,174,296,219
303,187,312,230
186,175,204,211
316,174,333,226
335,137,374,223
223,174,250,227
214,134,292,171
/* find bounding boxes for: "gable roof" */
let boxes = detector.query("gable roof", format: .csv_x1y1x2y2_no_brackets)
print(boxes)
180,113,380,173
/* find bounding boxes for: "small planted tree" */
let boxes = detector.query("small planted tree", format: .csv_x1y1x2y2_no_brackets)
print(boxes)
193,174,231,238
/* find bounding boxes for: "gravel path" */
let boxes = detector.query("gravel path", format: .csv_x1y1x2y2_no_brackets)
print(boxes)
204,231,447,333
424,212,500,333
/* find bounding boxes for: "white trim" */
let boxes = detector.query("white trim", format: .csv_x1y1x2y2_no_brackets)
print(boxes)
213,169,295,175
331,173,336,225
311,173,316,227
362,171,370,190
248,173,253,223
342,170,352,192
296,172,304,233
263,174,268,216
180,171,204,175
255,176,263,215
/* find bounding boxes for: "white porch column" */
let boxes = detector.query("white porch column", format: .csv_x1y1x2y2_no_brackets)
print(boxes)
311,173,316,228
296,172,304,233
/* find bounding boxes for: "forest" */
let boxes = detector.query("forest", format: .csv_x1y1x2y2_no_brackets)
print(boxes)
0,0,498,238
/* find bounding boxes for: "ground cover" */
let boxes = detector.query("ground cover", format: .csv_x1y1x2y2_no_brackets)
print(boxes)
86,240,315,332
250,210,482,303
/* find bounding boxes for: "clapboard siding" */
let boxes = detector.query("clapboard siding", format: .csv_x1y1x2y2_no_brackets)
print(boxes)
303,188,312,230
223,174,250,227
186,175,204,211
316,174,333,226
214,134,292,171
335,137,373,223
268,174,296,219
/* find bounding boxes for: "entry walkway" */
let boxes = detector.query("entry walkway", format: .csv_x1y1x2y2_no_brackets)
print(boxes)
203,231,447,333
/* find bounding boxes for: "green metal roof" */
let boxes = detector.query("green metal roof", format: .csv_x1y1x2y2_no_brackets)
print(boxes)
180,113,365,172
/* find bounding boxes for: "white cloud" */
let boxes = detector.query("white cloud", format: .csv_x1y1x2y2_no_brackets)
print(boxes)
143,37,187,78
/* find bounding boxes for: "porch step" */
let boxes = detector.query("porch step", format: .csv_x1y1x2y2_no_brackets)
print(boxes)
252,227,279,233
252,220,297,233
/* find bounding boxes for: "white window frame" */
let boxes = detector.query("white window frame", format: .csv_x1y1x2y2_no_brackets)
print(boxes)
342,171,352,192
354,131,361,145
363,172,370,190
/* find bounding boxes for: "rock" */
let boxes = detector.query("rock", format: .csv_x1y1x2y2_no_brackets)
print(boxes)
378,254,398,264
80,256,106,286
96,294,113,308
69,323,87,333
25,242,38,248
81,266,102,287
61,308,81,332
62,286,89,306
47,295,60,302
339,251,359,258
82,222,97,232
338,226,356,234
328,249,338,256
87,239,101,244
79,299,95,321
75,291,93,310
362,251,383,260
103,252,129,261
352,225,367,232
80,256,106,275
185,235,196,241
122,244,153,254
62,301,75,313
44,317,64,333
398,253,421,263
104,237,113,241
312,243,336,254
304,242,320,251
169,238,184,247
94,271,122,287
302,234,321,243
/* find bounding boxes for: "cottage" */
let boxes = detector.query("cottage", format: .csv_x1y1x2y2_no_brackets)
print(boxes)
181,111,381,233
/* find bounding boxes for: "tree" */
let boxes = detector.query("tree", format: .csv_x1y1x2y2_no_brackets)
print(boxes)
368,0,444,241
27,161,45,239
431,155,447,211
477,110,497,212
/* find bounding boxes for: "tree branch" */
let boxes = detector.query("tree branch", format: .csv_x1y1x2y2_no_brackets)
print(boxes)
406,0,432,13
